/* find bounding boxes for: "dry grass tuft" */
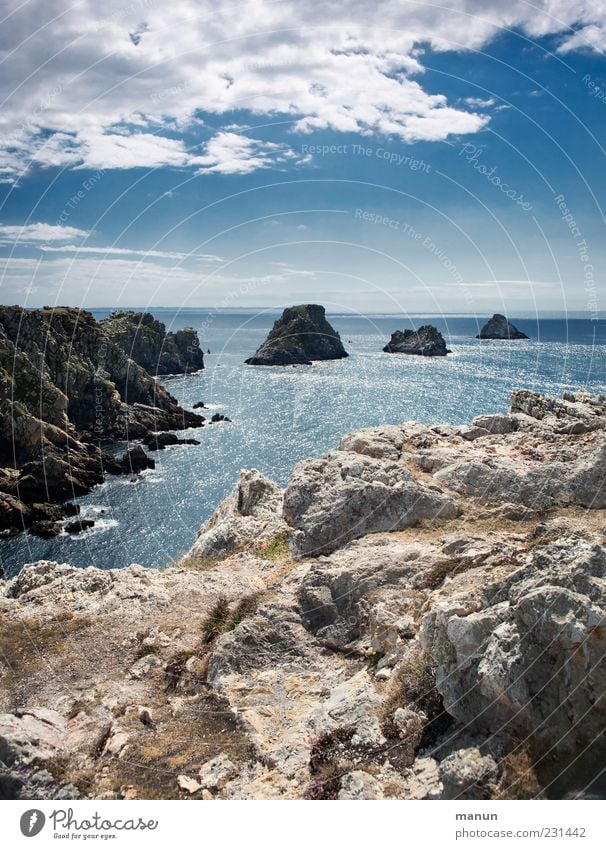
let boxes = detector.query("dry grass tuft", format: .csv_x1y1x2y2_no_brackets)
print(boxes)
496,748,542,799
202,594,260,644
380,649,452,757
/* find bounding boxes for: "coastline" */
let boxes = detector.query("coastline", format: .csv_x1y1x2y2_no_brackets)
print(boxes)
1,388,604,800
2,310,604,572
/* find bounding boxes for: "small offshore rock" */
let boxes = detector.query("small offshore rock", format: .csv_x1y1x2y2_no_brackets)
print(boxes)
476,314,528,340
64,519,95,534
383,325,450,356
120,445,155,474
29,520,61,538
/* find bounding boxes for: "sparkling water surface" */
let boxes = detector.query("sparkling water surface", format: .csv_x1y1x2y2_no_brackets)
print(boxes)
1,312,604,575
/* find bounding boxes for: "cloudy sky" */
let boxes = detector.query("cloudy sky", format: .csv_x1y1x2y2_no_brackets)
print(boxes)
0,0,605,315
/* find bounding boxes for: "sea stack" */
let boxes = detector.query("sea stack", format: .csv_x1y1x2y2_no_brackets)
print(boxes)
245,304,348,366
476,314,528,340
383,325,450,356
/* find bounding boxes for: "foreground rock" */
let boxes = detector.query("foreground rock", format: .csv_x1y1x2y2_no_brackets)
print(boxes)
245,304,348,366
284,450,457,556
186,469,288,562
421,531,606,786
100,311,204,375
383,325,450,356
476,314,528,340
1,389,605,800
0,306,204,535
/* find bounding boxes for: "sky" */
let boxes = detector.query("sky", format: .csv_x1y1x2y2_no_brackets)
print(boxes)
0,0,605,317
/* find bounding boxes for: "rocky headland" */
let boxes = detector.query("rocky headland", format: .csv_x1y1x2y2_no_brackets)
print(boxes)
100,311,204,375
1,388,604,801
383,325,450,357
245,304,348,366
0,306,204,538
476,314,528,340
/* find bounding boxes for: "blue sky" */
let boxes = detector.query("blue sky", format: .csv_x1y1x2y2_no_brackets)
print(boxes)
0,1,605,316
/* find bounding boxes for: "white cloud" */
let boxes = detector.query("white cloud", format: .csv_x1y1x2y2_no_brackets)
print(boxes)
0,1,605,180
0,222,90,243
0,255,308,307
193,132,302,175
557,23,606,53
38,245,223,261
464,97,495,108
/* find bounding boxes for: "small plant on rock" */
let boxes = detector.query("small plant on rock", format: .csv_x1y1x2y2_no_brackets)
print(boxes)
202,594,260,644
256,532,290,562
304,727,357,800
164,650,196,692
380,648,452,755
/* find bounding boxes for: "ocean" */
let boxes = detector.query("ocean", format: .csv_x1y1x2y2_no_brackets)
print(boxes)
1,311,604,576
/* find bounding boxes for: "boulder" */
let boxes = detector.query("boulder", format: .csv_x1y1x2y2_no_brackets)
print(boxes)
476,314,528,340
439,748,499,799
472,413,518,434
284,450,457,556
420,534,606,767
143,432,201,450
186,469,288,561
0,493,29,534
383,325,450,356
0,708,67,766
245,304,348,366
338,771,384,800
198,754,237,790
177,775,201,794
29,520,61,538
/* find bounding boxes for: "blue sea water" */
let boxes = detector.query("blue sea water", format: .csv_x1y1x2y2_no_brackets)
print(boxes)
1,312,604,575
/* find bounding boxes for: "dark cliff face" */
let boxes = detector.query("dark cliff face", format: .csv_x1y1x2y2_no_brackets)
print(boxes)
245,304,349,366
0,306,202,440
0,306,204,529
100,311,204,375
476,314,528,340
383,325,450,356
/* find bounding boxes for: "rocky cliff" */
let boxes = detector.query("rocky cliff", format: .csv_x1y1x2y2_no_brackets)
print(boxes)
476,314,528,340
0,389,604,800
245,304,348,366
100,311,204,375
0,306,204,537
383,325,450,356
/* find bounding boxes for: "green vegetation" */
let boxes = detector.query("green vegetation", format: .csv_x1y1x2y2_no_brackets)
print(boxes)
135,642,161,660
255,532,290,561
